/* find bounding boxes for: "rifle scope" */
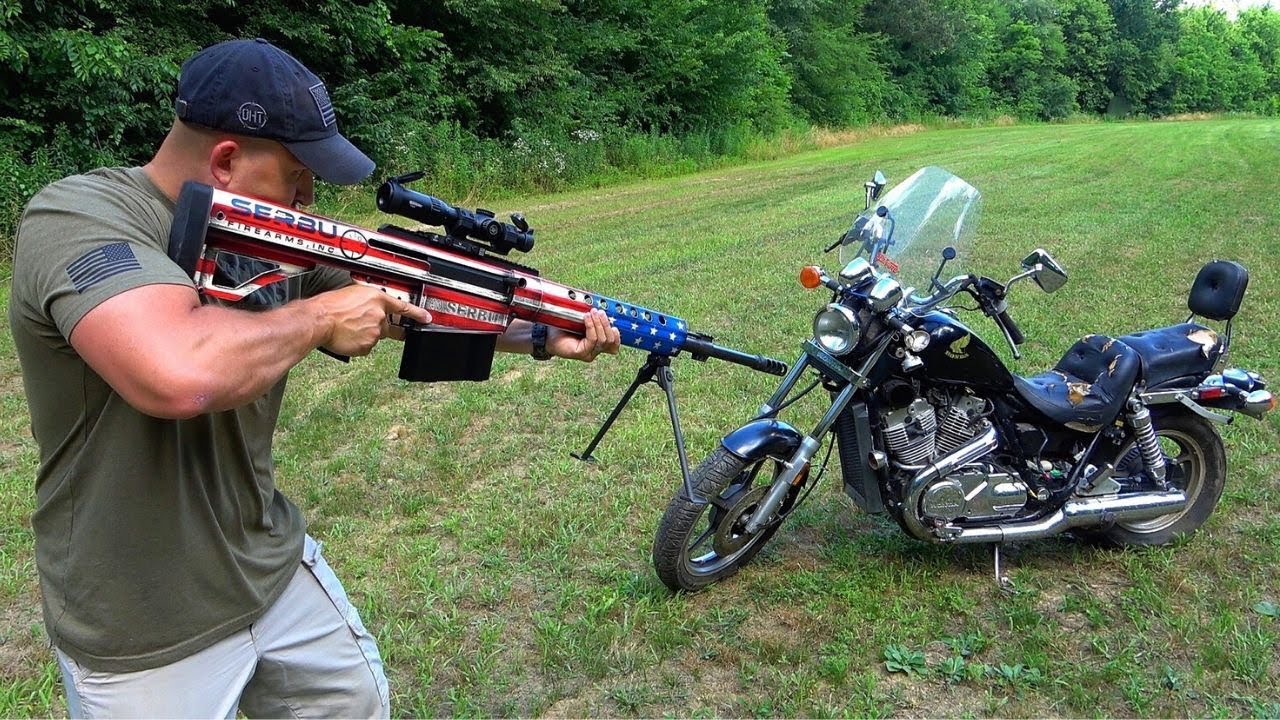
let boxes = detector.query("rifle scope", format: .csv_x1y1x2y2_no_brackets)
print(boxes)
376,172,534,255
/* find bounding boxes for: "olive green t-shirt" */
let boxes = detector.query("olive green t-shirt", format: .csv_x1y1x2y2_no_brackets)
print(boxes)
8,167,349,672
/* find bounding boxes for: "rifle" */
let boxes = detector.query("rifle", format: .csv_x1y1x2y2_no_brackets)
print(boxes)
167,173,787,492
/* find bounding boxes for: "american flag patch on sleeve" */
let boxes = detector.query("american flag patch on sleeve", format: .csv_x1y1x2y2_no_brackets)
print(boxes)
66,242,142,293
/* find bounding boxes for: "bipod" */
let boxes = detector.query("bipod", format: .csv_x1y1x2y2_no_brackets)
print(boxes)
573,352,701,504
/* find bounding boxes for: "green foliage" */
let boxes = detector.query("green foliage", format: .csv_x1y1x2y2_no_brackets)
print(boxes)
1107,0,1181,114
6,0,1280,259
863,0,997,117
882,644,928,676
4,117,1280,718
938,655,968,684
943,631,988,657
1060,0,1118,113
768,0,889,125
1173,7,1269,113
989,3,1078,120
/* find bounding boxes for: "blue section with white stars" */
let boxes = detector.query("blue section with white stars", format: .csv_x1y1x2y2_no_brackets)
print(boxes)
583,293,689,355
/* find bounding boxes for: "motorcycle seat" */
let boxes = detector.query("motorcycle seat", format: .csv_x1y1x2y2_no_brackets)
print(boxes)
1013,334,1141,432
1117,323,1224,389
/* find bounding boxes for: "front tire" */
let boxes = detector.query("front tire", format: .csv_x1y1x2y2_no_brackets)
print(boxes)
652,446,794,592
1100,409,1226,546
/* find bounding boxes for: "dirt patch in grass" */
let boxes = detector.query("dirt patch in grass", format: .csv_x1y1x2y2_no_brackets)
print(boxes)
739,604,810,651
541,690,592,718
880,672,998,718
0,591,47,679
457,414,493,453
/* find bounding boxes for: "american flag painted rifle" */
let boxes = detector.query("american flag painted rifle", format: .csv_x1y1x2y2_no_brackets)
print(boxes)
166,173,787,384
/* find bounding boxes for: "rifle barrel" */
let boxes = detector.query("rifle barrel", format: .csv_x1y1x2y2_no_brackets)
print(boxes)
681,334,788,376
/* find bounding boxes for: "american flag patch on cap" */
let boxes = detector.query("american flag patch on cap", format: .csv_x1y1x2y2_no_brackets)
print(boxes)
309,82,336,127
67,242,142,293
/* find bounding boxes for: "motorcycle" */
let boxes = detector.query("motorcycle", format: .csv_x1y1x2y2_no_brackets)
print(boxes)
651,166,1276,592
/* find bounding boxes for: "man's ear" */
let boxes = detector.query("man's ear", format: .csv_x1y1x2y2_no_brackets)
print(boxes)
208,139,241,187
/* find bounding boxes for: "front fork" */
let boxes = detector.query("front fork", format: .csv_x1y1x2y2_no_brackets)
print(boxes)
740,337,890,534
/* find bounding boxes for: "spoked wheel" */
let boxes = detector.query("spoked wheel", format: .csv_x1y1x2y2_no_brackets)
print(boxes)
652,446,799,592
1100,409,1226,546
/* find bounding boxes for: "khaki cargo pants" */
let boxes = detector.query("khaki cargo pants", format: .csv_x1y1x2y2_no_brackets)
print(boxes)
55,536,389,718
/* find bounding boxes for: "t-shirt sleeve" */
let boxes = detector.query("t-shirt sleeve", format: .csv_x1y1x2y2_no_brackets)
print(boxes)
300,265,354,298
14,178,195,341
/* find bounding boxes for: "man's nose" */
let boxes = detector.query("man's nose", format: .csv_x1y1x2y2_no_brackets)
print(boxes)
293,172,315,207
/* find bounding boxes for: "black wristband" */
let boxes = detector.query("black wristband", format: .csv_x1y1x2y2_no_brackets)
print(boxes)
530,322,552,360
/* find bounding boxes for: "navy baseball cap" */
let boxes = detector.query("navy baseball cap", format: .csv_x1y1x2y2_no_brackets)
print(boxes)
174,38,374,185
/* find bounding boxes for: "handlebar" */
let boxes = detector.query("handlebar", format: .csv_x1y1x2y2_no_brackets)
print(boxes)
905,273,1027,354
906,273,975,311
883,310,914,334
996,308,1025,345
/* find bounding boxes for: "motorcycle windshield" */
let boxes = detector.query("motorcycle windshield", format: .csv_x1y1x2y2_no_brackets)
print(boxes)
839,166,982,295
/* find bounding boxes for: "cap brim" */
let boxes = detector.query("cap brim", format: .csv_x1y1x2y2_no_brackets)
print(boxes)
284,133,375,185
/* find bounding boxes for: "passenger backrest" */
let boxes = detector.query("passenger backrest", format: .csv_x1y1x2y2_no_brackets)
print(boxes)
1188,259,1248,322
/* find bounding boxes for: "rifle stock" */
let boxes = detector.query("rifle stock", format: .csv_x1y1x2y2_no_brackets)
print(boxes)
168,180,787,382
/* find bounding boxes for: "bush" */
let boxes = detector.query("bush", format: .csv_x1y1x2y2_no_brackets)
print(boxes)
0,127,117,262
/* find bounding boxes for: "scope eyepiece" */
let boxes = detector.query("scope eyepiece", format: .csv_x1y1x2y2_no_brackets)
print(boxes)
376,174,534,255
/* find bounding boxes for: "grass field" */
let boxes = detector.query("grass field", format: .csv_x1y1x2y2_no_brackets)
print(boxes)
2,119,1279,717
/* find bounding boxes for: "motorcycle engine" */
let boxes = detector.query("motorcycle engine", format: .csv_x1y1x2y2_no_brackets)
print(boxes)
879,391,1030,522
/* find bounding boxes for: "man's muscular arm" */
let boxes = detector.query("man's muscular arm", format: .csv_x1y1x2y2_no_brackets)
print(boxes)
70,283,430,419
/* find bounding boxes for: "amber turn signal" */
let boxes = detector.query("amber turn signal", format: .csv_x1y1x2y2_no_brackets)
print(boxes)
800,265,824,289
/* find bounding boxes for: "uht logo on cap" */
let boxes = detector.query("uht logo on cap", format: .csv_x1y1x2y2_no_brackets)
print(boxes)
238,102,268,130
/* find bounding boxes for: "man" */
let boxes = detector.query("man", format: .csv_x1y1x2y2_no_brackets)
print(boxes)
8,38,620,718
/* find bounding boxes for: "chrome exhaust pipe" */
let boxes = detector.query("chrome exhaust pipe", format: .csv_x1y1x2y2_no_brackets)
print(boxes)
902,425,999,541
942,489,1188,544
1241,389,1275,419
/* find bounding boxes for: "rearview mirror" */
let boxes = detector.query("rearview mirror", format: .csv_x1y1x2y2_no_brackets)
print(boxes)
864,170,887,210
1020,249,1068,293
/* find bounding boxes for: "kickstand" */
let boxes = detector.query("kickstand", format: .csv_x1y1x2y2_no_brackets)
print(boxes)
993,544,1016,594
572,353,701,503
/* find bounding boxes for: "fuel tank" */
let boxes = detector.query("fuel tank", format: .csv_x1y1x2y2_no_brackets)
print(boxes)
914,311,1015,393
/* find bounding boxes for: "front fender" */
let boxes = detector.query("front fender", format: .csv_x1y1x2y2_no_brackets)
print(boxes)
721,418,803,460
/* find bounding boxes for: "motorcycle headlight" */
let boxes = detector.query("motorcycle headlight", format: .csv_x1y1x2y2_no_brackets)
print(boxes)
813,303,861,355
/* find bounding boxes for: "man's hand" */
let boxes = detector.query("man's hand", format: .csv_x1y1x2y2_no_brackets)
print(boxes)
548,309,621,362
307,285,432,356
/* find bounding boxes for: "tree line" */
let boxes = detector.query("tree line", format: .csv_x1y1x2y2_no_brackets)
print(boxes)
1,0,1277,251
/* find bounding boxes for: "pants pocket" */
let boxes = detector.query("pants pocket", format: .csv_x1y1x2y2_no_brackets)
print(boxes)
300,534,389,708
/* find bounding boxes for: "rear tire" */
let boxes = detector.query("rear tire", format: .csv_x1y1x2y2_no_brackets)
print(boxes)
1099,409,1226,547
652,446,791,592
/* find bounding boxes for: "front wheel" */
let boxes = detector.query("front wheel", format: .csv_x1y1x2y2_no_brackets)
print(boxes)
1100,409,1226,546
652,446,797,592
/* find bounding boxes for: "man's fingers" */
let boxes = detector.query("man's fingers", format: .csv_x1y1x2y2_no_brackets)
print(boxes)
590,309,621,353
390,298,431,325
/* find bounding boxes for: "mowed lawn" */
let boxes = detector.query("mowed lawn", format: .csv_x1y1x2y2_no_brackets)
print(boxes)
2,119,1278,717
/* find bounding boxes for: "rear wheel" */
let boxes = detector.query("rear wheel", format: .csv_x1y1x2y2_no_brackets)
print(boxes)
652,446,797,592
1100,410,1226,546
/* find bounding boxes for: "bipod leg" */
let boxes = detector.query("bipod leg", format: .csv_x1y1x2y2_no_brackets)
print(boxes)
572,353,662,463
653,359,701,505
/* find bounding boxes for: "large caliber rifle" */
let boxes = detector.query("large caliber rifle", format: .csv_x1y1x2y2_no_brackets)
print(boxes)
167,173,787,491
